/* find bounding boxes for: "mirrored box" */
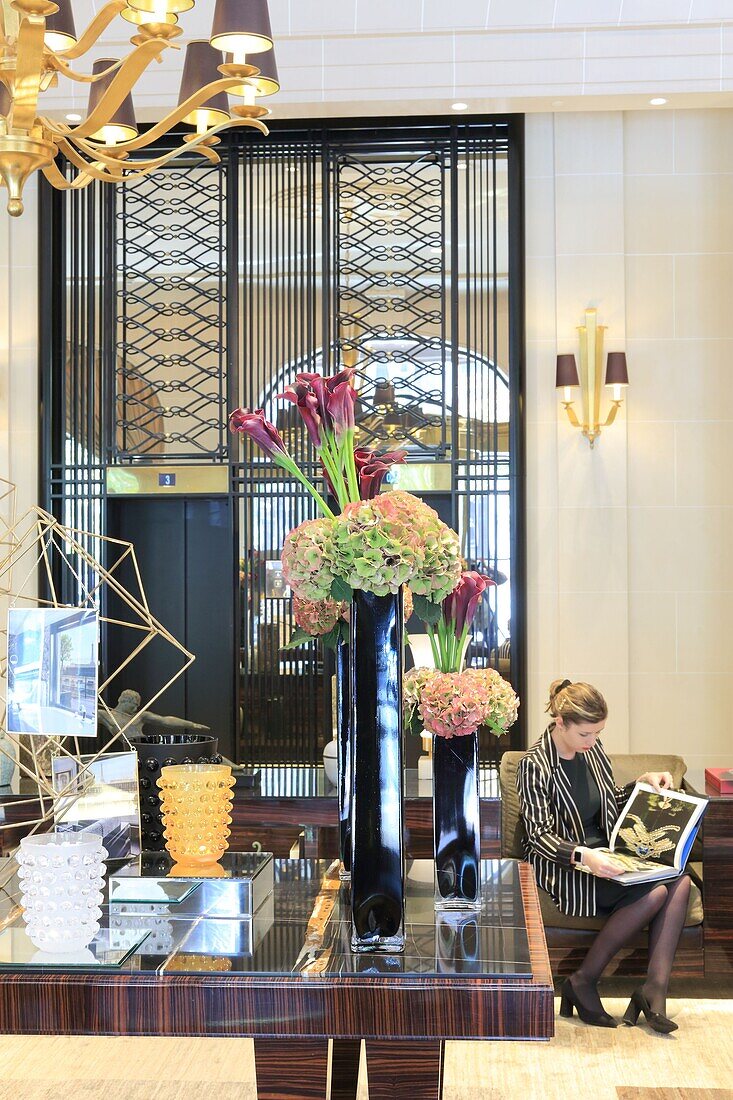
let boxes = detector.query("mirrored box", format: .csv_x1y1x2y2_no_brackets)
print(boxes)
108,851,274,918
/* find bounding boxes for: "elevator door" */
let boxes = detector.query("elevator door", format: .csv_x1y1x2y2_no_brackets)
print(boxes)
105,496,235,760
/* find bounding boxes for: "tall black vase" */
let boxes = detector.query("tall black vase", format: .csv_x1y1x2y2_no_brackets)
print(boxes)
335,637,351,880
433,730,481,910
349,589,405,952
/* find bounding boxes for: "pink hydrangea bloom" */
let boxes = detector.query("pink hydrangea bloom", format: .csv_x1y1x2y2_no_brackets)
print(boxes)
293,595,341,636
281,517,336,601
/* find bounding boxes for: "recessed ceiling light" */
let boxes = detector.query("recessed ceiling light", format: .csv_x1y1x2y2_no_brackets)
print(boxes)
66,112,82,122
650,97,667,106
451,102,468,111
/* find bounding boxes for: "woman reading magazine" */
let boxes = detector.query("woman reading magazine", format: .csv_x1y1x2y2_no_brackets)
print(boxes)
517,680,692,1033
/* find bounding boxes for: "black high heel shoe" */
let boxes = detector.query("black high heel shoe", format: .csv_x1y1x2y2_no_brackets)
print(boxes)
559,977,617,1028
622,988,678,1034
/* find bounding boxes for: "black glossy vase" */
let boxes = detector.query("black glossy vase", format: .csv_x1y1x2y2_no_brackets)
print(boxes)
433,730,481,910
131,733,219,852
349,589,405,953
335,638,351,880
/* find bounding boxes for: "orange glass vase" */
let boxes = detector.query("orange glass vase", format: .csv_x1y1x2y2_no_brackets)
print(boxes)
157,763,235,867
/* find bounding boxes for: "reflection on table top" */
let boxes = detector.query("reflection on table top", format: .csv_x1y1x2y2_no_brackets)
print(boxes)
0,857,531,981
236,766,501,800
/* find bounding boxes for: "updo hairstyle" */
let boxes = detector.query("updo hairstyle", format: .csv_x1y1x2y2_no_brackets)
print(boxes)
546,679,608,725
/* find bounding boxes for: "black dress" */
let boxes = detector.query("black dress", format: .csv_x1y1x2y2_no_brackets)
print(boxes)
559,754,656,915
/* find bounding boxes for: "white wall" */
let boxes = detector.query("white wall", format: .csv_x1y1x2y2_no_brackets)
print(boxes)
0,178,38,529
525,108,733,770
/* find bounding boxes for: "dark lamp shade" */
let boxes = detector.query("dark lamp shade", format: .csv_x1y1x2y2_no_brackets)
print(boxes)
178,41,230,129
605,351,629,386
87,59,138,144
127,0,194,13
211,0,274,55
555,353,580,389
44,0,77,51
248,46,279,96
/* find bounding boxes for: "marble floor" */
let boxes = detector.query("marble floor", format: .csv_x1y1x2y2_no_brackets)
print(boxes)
0,998,731,1099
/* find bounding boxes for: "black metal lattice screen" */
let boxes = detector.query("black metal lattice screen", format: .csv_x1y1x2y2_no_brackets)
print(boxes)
41,118,525,764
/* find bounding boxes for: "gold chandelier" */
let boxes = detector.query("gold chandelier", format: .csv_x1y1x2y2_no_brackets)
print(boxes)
0,0,279,216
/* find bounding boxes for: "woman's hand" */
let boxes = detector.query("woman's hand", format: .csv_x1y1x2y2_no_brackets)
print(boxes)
580,848,624,879
637,771,674,793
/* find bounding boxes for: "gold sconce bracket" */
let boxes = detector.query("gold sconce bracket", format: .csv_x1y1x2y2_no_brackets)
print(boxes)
556,308,629,449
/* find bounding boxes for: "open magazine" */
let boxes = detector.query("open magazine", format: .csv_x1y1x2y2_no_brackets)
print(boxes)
589,782,709,885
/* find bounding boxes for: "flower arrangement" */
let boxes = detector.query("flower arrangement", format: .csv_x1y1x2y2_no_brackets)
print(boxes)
286,587,414,651
405,665,519,739
404,569,519,739
230,371,461,609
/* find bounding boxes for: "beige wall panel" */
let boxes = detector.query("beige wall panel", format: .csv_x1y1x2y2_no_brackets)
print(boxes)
554,172,625,257
675,422,733,506
624,338,733,423
623,111,674,175
628,593,677,676
624,254,675,339
673,108,733,174
675,253,733,339
554,112,624,176
626,421,676,508
625,173,733,256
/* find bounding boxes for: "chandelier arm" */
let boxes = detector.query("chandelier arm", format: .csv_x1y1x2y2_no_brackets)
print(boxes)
55,117,268,182
41,160,96,191
50,1,127,61
12,12,46,133
66,77,265,153
57,134,212,176
61,39,169,140
45,55,126,85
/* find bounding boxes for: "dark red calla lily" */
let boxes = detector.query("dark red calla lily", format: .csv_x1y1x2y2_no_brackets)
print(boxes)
327,379,357,438
354,447,407,499
229,408,288,458
442,570,495,637
277,380,323,448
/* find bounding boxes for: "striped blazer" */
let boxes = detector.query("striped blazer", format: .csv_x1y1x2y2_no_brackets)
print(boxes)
516,726,632,917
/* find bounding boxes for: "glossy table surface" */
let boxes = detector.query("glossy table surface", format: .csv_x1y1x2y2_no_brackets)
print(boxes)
0,858,528,978
235,765,501,801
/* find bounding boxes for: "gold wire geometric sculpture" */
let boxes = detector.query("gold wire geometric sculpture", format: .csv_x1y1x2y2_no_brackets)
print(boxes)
0,478,194,838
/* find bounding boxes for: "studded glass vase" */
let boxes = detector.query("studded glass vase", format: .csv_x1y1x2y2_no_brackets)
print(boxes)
17,833,107,953
131,733,219,851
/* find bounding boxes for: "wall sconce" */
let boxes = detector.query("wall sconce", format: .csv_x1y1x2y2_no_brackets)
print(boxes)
556,308,629,448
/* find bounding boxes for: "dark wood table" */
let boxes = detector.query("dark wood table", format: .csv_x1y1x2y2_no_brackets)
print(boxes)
685,770,733,980
229,766,502,862
0,857,552,1099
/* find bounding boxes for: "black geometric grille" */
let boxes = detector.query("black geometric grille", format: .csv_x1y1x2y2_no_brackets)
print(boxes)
115,161,228,461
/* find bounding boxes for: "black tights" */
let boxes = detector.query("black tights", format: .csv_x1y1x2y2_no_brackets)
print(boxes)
571,875,692,1016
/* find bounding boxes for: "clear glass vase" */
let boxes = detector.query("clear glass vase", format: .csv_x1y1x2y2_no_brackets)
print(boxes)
17,833,108,953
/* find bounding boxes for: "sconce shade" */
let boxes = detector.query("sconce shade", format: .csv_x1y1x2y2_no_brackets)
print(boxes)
211,0,274,55
555,353,580,389
87,60,138,143
44,0,77,51
178,42,230,128
0,84,10,117
605,351,629,386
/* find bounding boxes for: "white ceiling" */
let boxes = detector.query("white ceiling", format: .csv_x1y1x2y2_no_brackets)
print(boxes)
40,1,733,121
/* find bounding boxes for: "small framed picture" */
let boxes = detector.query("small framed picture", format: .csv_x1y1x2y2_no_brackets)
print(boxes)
7,607,98,738
264,560,290,599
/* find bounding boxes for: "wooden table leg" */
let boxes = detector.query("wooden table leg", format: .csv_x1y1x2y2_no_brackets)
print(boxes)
331,1039,361,1100
254,1038,329,1099
365,1039,444,1099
